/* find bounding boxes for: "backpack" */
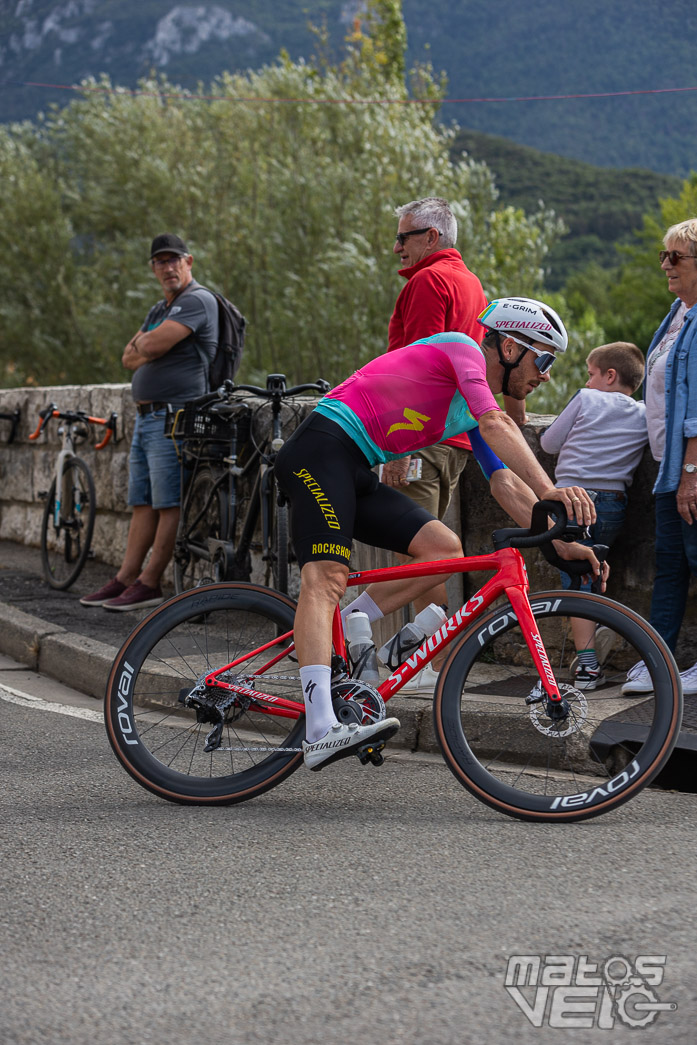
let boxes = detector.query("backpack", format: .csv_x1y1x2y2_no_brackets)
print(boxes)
187,284,246,388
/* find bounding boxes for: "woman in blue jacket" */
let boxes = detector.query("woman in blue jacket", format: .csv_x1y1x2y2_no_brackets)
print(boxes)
623,218,697,694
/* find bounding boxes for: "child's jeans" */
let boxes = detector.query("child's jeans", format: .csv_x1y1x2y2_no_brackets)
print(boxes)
559,489,627,593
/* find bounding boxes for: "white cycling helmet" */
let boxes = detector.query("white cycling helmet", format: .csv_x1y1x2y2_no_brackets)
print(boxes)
478,297,568,353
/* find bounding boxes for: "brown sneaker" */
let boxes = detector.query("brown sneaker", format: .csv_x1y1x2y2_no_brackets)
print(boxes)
103,580,164,612
80,577,127,607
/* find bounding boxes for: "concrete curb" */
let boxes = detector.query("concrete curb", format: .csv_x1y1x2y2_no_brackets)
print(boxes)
0,601,441,752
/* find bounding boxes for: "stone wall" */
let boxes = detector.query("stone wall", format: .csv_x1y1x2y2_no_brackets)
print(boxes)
0,384,688,659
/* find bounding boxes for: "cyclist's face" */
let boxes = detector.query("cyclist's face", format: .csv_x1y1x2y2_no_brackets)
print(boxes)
150,252,193,299
504,337,555,399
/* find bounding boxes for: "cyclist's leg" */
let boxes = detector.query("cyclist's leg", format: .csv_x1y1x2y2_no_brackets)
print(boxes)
294,559,349,742
354,487,462,614
275,418,401,760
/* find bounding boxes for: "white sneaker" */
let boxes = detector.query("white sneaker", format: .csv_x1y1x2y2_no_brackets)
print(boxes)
621,661,653,695
679,661,697,695
302,717,400,772
401,663,440,692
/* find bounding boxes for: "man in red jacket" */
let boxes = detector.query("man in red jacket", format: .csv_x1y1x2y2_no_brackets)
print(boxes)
382,196,523,689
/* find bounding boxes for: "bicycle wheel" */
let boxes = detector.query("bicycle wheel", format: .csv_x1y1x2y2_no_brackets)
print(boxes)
434,591,682,822
40,456,96,590
173,466,227,593
104,583,305,804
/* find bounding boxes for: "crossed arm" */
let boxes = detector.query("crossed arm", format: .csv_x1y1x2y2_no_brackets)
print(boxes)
122,319,193,371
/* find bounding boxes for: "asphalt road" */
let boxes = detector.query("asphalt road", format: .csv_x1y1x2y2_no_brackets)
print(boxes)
1,661,695,1045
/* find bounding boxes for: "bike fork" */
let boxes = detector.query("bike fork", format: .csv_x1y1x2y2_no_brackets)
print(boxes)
505,586,565,705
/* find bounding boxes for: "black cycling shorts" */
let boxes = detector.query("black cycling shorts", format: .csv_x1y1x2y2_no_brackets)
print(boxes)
274,413,435,568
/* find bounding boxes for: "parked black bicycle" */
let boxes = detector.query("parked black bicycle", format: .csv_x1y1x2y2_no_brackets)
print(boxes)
170,374,329,596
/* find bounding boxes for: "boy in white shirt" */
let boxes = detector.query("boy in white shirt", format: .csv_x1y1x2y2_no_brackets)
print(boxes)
540,342,648,689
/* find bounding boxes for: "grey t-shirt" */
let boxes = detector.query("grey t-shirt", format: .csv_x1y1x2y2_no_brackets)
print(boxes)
130,280,219,404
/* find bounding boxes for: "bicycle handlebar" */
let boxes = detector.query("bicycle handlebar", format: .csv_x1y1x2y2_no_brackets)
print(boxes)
492,499,572,550
494,499,608,587
29,405,118,448
185,376,330,411
226,379,331,399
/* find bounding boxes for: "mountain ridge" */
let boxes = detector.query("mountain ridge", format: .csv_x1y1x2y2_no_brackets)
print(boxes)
1,0,695,176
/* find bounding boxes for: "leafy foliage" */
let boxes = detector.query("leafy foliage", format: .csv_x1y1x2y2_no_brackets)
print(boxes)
0,2,563,388
453,128,682,288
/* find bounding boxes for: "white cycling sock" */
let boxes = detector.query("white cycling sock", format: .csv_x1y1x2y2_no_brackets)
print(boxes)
300,664,336,744
340,591,383,625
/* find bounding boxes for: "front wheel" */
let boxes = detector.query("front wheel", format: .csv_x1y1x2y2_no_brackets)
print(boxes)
40,456,96,589
434,591,682,822
104,583,305,804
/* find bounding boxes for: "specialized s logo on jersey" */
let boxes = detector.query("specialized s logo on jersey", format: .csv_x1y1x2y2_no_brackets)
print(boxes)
387,408,431,436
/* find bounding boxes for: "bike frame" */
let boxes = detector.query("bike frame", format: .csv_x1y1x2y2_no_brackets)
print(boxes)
199,546,564,719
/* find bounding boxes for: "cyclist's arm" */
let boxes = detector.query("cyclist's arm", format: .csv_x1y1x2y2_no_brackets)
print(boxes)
477,409,594,526
487,468,607,590
122,319,193,370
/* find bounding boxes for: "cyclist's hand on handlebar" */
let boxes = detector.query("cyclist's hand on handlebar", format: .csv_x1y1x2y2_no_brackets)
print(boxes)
381,457,410,488
539,485,596,527
553,540,609,592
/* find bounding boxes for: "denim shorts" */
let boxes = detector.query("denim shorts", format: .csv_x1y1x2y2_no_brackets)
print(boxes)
127,409,182,510
560,489,627,593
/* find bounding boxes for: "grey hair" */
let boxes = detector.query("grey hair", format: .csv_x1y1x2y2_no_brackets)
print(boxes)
664,218,697,250
394,197,457,248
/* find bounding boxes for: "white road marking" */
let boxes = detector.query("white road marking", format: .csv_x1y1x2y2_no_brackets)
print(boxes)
0,683,102,723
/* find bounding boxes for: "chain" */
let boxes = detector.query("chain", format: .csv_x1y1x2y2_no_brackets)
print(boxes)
216,745,302,753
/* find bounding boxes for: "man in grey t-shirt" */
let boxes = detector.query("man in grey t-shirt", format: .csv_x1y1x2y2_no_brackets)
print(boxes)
81,233,219,611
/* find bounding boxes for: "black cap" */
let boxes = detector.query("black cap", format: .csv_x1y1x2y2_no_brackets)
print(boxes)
149,233,190,259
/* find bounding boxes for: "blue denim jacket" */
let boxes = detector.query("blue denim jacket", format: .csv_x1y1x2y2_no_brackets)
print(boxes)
649,299,697,493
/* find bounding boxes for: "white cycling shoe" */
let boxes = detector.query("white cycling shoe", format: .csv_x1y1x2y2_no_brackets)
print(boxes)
302,718,400,772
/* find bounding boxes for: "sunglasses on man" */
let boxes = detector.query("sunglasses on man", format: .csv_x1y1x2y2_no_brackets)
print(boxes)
394,227,439,247
505,333,557,374
659,249,697,266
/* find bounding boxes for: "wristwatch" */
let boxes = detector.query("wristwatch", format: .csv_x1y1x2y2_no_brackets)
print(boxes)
683,463,697,474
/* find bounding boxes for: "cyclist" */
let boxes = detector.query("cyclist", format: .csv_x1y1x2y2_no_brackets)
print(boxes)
275,297,605,771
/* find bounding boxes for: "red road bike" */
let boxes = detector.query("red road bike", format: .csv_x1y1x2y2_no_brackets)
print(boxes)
104,502,682,822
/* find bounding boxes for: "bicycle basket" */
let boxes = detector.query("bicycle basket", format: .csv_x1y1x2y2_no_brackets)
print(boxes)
172,401,251,445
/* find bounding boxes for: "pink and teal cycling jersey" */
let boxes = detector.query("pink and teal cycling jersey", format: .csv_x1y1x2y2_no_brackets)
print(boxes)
315,332,505,476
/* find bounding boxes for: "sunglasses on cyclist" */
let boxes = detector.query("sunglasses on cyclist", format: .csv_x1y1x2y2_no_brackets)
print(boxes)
395,227,438,247
659,249,697,266
505,332,557,374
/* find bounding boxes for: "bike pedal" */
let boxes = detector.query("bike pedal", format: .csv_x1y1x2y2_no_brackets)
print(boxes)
356,739,386,767
38,490,48,501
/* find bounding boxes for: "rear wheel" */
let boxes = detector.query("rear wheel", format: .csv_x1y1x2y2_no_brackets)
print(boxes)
434,591,682,822
40,457,95,589
104,584,305,804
